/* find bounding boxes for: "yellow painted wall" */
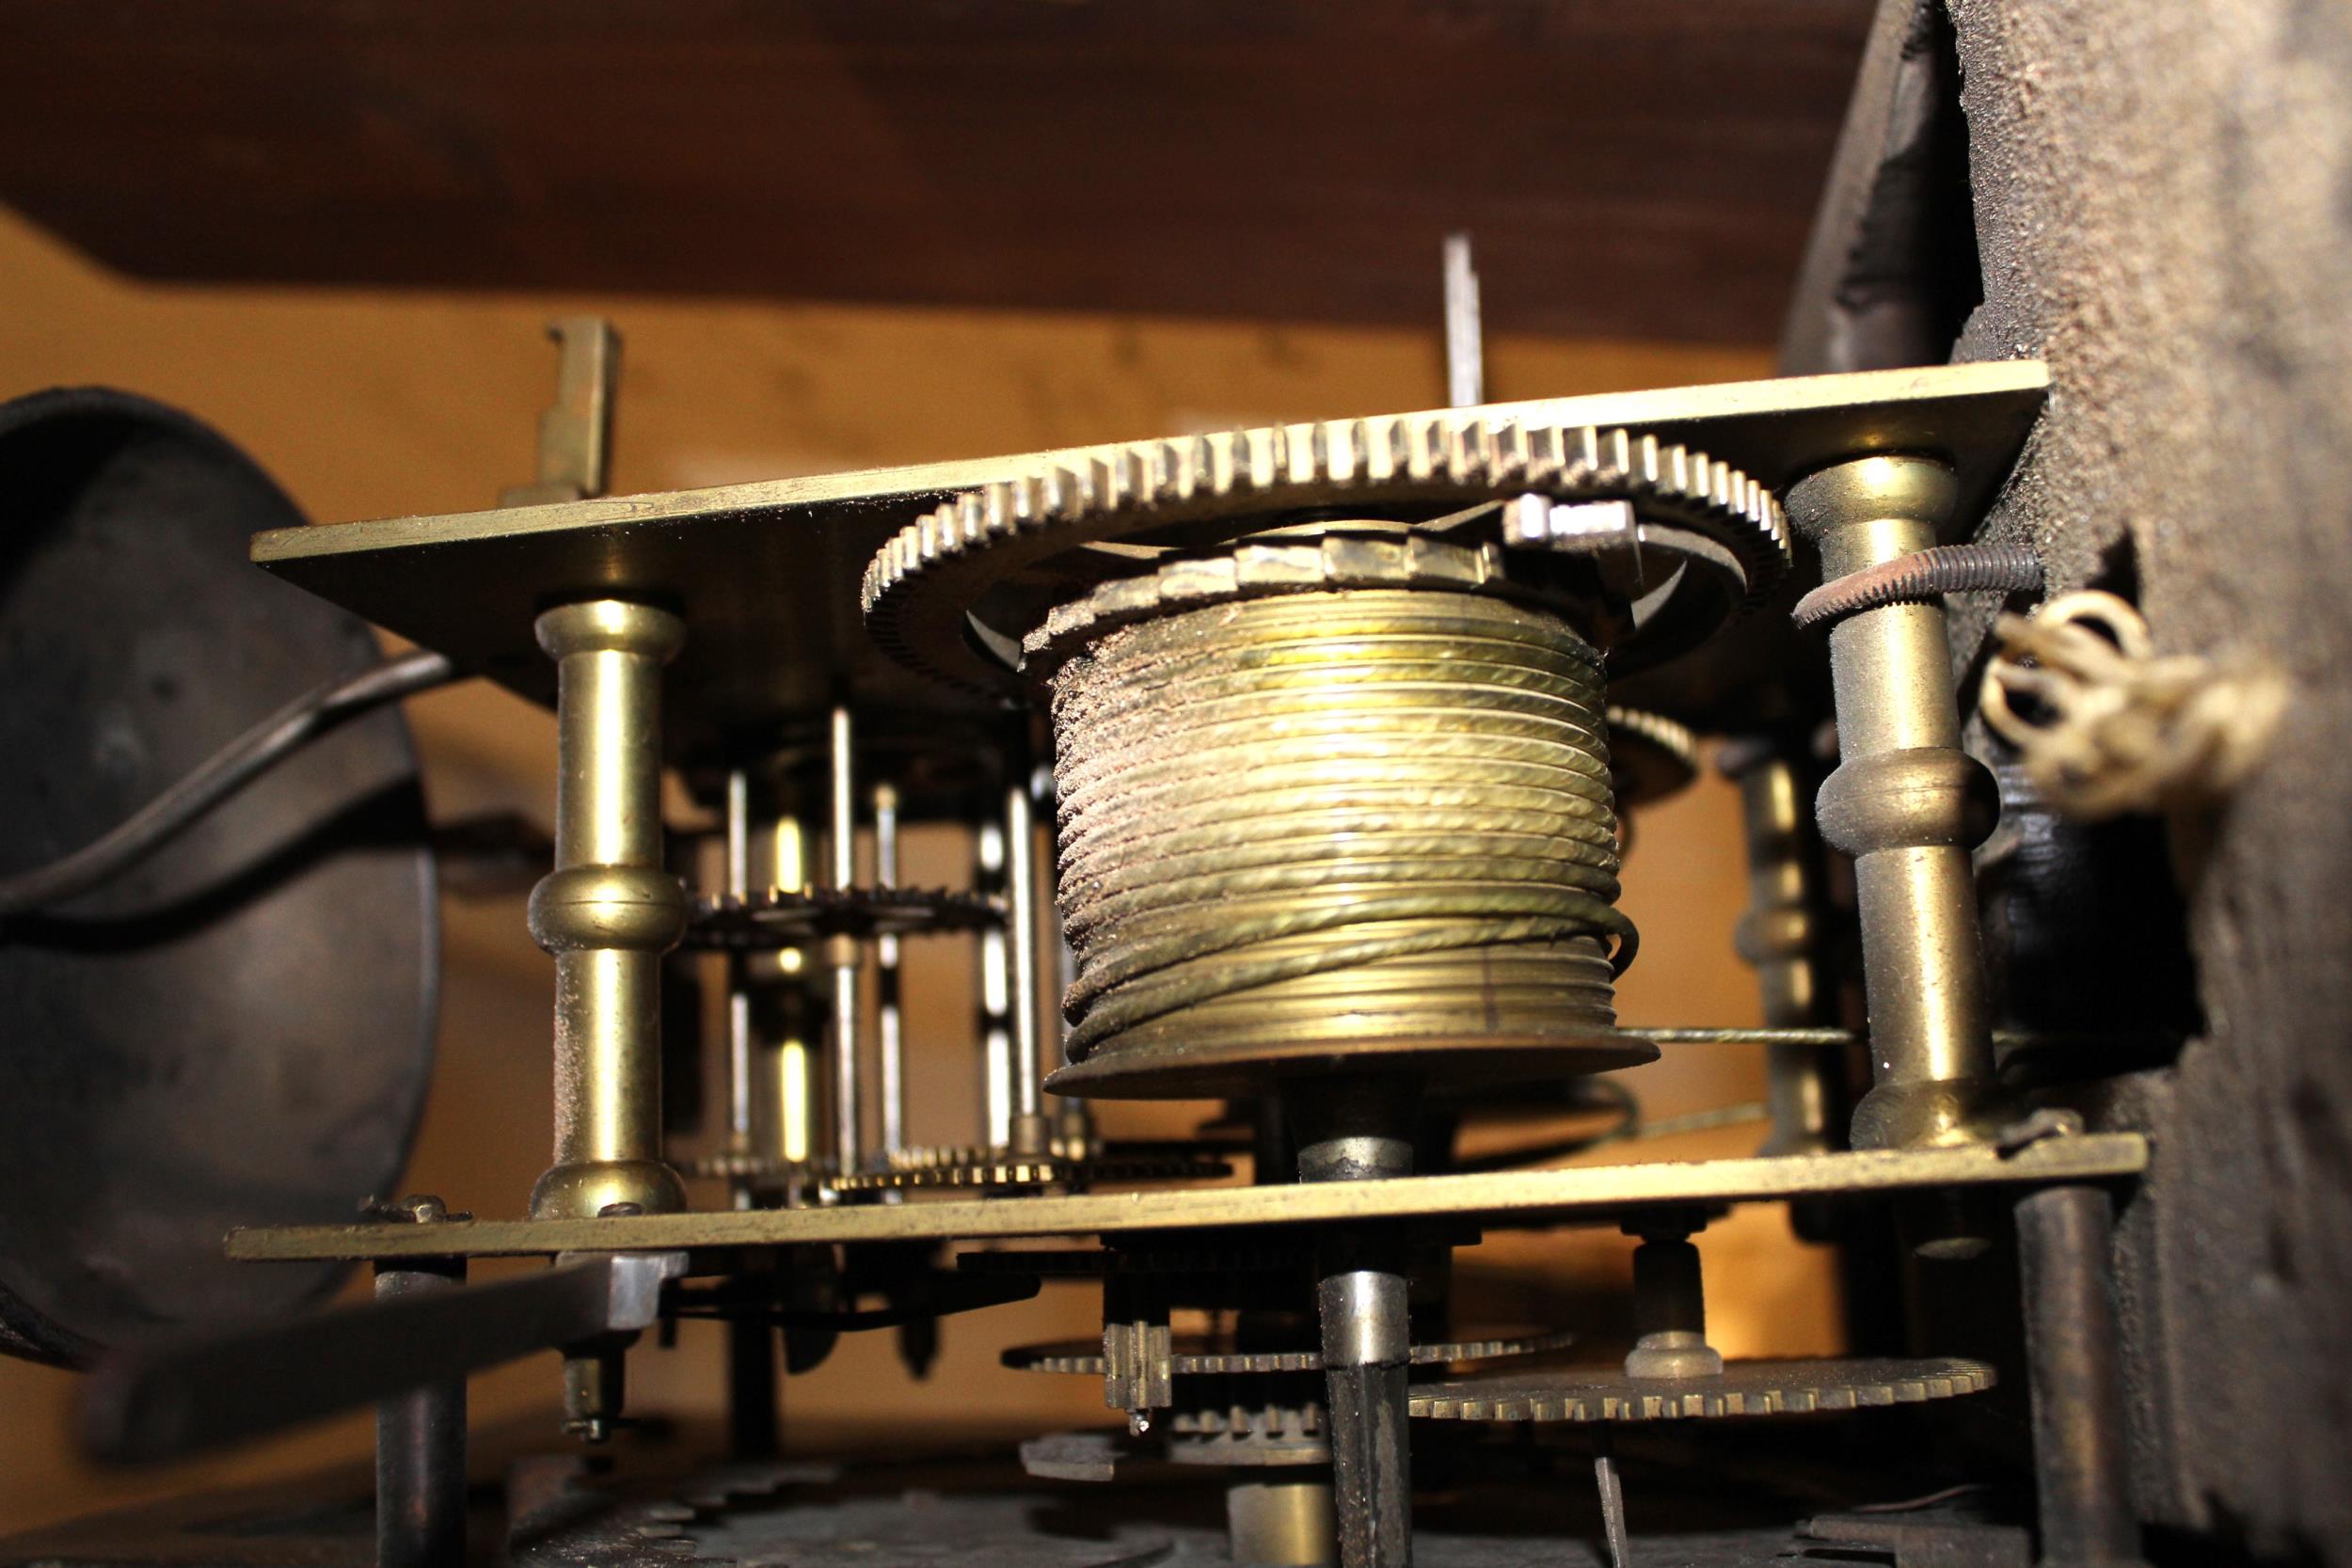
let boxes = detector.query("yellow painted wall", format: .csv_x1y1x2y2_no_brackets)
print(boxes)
0,203,1832,1536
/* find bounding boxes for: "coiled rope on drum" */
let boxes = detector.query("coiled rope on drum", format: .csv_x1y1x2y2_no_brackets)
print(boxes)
1047,589,1636,1080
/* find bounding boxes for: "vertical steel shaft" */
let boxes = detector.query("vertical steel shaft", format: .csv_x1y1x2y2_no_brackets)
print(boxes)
874,783,906,1159
1295,1086,1416,1568
1004,769,1048,1154
2016,1185,2145,1567
723,773,781,1432
827,705,863,1173
375,1259,467,1568
723,768,756,1165
1441,232,1483,410
975,822,1015,1148
1723,745,1839,1158
725,1311,780,1459
528,600,690,1219
761,813,817,1173
1786,458,2006,1149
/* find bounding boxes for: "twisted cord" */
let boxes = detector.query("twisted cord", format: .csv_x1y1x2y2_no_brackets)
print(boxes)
1981,590,2284,817
1793,543,2043,630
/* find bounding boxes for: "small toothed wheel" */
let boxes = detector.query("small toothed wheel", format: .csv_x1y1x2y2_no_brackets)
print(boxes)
681,886,1002,949
828,1152,1229,1194
1606,705,1701,809
999,1327,1577,1377
861,410,1788,695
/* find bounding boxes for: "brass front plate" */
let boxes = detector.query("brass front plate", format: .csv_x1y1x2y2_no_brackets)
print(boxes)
228,1132,2141,1262
250,363,2049,764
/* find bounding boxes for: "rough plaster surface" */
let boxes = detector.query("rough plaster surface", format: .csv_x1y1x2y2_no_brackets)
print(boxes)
1948,0,2352,1556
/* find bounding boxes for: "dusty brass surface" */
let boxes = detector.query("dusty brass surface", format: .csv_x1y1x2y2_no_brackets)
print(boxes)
529,599,691,1220
1044,589,1649,1099
1228,1477,1339,1568
225,1134,2149,1260
247,364,2049,761
1786,457,2008,1150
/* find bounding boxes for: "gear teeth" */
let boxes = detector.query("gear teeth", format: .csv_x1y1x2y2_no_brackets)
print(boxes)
1375,416,1408,482
1581,427,1613,484
1632,433,1661,496
1173,436,1205,500
863,406,1791,684
1003,1328,1575,1379
1021,532,1524,669
1406,1356,1994,1424
830,1152,1224,1193
1605,705,1699,777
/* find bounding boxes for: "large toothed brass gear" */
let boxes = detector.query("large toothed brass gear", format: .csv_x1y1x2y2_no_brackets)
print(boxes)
861,412,1789,695
1407,1355,1995,1423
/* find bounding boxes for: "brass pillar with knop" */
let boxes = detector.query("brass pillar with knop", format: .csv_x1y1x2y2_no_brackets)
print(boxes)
527,598,691,1220
1786,455,2010,1152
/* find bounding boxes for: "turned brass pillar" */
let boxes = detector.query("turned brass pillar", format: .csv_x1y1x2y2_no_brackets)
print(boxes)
1786,457,2006,1149
528,599,691,1218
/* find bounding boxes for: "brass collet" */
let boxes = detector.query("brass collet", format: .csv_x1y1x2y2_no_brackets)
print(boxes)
534,597,688,661
1813,748,1999,858
529,865,691,953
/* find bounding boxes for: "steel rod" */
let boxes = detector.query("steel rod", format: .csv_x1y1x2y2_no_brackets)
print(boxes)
1441,232,1483,410
976,822,1015,1149
1295,1085,1417,1568
874,783,905,1158
764,813,817,1174
2016,1185,2145,1567
1722,745,1841,1159
827,704,862,1173
1004,766,1046,1151
375,1258,467,1568
724,1314,780,1459
724,768,755,1162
